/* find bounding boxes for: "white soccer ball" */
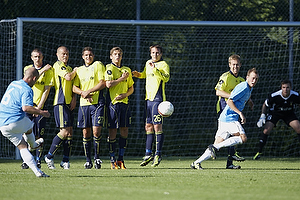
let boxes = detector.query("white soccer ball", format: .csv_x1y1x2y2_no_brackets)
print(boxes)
158,101,174,117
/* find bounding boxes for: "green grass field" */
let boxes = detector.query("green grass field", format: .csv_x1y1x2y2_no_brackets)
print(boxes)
0,157,300,200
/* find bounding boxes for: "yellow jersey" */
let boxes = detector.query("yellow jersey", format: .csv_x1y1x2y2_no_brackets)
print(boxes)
105,63,134,105
23,64,54,108
73,61,106,106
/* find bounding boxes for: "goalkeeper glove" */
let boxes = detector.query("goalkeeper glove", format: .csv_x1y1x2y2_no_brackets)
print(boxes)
257,113,266,128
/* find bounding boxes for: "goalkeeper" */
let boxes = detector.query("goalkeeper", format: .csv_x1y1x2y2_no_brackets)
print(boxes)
253,79,300,160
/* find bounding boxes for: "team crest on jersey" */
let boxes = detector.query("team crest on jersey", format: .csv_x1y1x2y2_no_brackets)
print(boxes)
61,66,66,70
218,80,224,85
107,70,112,75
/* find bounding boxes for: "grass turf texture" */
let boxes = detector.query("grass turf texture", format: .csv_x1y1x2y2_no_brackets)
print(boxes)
0,157,299,200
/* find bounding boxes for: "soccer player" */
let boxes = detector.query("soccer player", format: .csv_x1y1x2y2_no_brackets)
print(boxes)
191,68,259,170
132,44,170,167
253,79,300,160
44,46,77,169
0,67,50,177
21,48,53,169
73,47,106,169
105,47,134,169
215,54,250,169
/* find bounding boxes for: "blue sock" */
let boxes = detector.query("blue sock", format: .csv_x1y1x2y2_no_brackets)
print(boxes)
227,146,235,167
46,134,63,159
62,136,72,162
155,131,164,156
93,136,102,160
118,136,127,161
83,137,92,163
108,139,116,162
145,132,154,156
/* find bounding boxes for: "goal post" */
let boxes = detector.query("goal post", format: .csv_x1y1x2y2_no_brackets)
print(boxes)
1,18,300,159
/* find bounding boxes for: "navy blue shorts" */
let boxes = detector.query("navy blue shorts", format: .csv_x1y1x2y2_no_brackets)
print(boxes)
77,104,105,128
267,111,298,127
53,104,74,128
26,113,47,137
107,102,131,129
145,100,163,125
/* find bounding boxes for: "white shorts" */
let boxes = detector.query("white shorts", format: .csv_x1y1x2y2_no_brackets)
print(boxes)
215,120,245,140
0,117,34,147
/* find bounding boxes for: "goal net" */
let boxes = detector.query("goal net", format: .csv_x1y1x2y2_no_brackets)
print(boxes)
1,19,300,159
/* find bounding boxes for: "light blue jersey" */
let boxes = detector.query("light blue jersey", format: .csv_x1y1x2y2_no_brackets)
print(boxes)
0,79,33,127
219,81,252,122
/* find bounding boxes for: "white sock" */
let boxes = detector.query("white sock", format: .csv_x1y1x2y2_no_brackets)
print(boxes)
20,148,41,176
214,136,243,150
194,148,212,164
23,132,36,149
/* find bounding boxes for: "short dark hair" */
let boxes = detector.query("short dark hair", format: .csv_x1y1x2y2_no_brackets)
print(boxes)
281,79,292,87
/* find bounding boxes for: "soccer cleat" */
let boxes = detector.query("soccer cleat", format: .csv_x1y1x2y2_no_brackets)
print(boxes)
21,162,29,169
151,155,162,167
84,162,93,169
36,160,41,169
36,171,50,178
117,160,126,169
208,144,218,159
60,161,70,169
253,152,262,160
226,164,241,169
228,152,245,162
44,156,56,169
190,162,203,170
140,155,154,166
110,162,118,170
94,159,102,169
28,138,44,151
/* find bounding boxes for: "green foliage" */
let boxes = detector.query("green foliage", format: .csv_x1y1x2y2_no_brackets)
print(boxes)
0,0,296,21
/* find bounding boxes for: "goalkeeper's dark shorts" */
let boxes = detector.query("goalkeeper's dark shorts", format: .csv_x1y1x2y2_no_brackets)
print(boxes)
267,111,298,127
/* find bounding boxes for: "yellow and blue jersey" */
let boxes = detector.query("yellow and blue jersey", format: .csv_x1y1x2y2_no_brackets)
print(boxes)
52,61,74,105
105,63,134,105
215,71,244,113
24,64,54,108
73,61,106,106
138,59,170,101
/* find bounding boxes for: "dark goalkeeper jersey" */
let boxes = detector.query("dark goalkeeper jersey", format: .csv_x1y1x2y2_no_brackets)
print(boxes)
265,89,300,113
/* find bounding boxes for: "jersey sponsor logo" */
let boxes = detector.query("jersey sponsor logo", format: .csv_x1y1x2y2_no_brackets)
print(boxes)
107,70,112,75
218,80,224,85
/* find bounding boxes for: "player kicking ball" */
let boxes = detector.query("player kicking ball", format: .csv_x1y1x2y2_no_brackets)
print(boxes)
0,68,50,177
191,68,259,170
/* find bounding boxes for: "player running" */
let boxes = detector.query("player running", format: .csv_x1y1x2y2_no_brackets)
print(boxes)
215,54,250,169
191,68,259,170
0,67,50,177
